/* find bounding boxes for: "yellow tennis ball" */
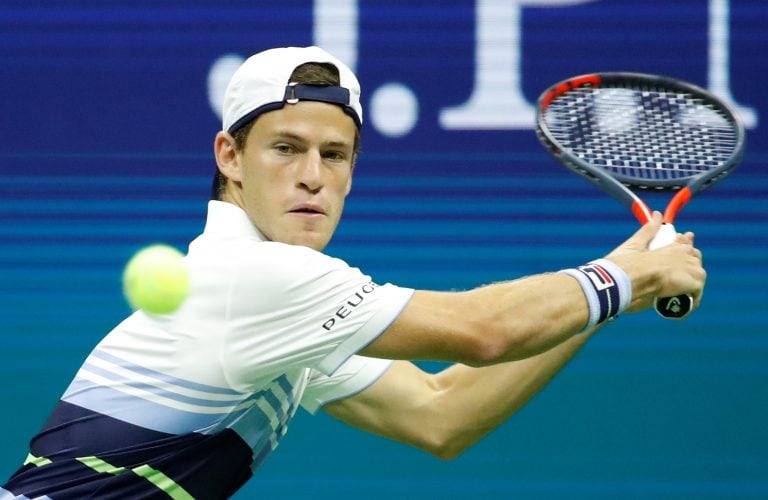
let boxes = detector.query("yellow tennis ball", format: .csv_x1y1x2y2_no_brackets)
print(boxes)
122,244,189,314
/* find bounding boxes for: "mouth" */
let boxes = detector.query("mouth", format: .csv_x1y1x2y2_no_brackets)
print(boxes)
288,204,326,216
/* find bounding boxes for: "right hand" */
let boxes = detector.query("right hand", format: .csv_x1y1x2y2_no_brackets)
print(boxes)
604,212,706,315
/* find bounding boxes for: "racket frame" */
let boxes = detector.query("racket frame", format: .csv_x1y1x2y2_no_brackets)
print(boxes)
536,72,746,225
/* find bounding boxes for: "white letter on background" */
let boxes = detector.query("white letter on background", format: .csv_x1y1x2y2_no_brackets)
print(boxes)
440,0,597,130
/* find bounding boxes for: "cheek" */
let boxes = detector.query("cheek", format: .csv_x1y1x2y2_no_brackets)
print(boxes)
240,155,278,192
239,168,275,210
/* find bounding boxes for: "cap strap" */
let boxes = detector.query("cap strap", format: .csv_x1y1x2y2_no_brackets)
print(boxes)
284,83,348,104
227,83,361,134
283,83,361,128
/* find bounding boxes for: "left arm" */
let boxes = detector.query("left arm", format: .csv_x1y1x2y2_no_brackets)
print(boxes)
324,326,596,460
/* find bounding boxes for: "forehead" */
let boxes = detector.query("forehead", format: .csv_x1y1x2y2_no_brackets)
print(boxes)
248,101,358,147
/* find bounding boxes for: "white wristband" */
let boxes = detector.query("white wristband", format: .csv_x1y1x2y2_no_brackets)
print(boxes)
559,259,632,331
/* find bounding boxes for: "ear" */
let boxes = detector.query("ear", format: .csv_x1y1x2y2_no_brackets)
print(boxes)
214,131,243,183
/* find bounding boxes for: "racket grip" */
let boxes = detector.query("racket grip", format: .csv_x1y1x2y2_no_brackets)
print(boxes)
648,223,693,320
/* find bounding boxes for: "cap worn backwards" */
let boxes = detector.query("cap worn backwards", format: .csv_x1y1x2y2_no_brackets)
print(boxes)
222,46,363,134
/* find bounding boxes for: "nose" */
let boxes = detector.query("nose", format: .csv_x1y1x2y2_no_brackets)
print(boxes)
297,150,323,192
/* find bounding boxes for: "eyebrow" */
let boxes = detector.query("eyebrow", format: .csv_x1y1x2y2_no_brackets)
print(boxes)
271,131,353,150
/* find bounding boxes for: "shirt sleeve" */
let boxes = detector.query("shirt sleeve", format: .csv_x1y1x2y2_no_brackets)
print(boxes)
300,355,393,414
219,241,413,391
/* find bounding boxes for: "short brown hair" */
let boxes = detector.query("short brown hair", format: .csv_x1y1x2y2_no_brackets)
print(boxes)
211,62,360,200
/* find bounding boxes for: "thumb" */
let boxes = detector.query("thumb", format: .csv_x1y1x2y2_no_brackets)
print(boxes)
625,211,663,251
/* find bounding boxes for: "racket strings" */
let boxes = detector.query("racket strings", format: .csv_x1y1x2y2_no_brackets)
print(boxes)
542,87,739,185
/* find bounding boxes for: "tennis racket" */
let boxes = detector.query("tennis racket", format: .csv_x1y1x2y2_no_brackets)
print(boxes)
536,72,745,319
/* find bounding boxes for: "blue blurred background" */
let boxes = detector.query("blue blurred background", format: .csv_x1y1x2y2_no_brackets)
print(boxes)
1,1,766,498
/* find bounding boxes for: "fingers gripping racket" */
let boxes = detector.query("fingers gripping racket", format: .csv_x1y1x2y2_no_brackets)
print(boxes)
536,73,745,319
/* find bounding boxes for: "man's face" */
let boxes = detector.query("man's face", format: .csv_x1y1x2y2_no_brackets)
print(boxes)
223,101,357,251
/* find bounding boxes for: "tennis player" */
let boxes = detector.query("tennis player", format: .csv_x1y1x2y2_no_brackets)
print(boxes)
1,46,705,499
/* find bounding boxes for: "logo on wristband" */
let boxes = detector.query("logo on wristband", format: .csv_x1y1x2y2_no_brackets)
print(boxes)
578,264,615,291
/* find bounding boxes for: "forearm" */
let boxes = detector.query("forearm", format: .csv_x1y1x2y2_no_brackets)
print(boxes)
365,272,595,366
428,326,597,458
459,272,593,361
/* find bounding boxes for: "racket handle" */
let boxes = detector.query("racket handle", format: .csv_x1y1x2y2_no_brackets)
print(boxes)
648,223,693,320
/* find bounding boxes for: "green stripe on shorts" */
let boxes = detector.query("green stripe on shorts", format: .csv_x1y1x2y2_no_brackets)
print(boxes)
133,464,194,500
77,456,127,475
76,455,194,499
23,453,52,467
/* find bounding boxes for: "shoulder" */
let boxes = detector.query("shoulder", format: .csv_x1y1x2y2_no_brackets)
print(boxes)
190,239,366,311
191,237,353,278
237,241,357,283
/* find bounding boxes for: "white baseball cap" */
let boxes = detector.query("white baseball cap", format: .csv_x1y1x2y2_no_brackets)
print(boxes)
221,46,363,133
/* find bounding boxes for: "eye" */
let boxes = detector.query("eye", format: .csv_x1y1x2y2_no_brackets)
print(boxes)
322,150,347,162
274,143,295,155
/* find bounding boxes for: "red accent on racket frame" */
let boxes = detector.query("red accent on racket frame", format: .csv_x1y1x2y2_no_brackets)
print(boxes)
540,89,557,110
631,199,653,224
569,74,601,90
663,187,693,224
540,74,602,110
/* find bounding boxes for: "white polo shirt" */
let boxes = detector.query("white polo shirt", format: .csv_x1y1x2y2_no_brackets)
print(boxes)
2,201,414,499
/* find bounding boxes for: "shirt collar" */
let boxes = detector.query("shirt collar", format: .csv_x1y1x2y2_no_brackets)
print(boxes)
203,200,268,241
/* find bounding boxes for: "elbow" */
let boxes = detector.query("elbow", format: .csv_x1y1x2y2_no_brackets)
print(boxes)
459,314,557,367
411,391,476,461
462,340,507,368
420,431,472,461
430,442,467,461
456,320,515,368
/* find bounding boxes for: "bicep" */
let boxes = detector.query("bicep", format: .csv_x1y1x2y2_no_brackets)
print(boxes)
359,290,494,366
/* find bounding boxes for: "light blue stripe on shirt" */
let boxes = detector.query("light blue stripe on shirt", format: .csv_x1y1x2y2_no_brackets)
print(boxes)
62,377,242,433
60,348,301,455
89,349,241,395
71,359,240,409
62,373,297,444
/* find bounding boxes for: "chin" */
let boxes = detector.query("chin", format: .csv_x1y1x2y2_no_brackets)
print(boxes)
290,233,330,252
275,220,337,251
